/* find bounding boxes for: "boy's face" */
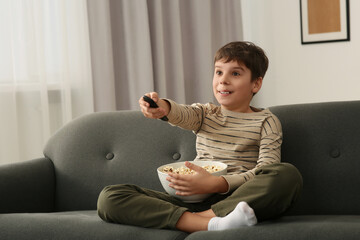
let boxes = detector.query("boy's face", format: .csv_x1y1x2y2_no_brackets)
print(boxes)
212,60,262,113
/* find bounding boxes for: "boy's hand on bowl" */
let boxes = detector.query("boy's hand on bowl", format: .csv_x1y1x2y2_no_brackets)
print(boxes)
166,161,228,196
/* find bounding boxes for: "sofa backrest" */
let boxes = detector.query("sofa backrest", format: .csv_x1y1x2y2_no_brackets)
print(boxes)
270,100,360,215
45,101,360,215
44,111,196,211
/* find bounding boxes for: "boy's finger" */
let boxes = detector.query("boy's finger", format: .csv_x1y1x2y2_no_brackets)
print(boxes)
175,191,193,196
167,172,183,180
185,161,204,173
139,97,148,107
167,172,192,183
149,92,159,102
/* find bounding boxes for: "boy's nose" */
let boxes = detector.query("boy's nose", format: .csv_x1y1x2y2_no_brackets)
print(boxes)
220,77,229,85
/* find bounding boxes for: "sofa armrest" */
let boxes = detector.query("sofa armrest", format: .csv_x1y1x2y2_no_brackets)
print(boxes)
0,158,55,213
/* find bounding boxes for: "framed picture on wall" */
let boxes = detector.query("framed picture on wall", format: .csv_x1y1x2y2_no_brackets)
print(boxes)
300,0,350,44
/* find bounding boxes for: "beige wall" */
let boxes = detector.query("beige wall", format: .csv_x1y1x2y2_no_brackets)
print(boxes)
241,0,360,108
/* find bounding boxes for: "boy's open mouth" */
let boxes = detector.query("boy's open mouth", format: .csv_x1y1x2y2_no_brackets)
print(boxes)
218,91,232,95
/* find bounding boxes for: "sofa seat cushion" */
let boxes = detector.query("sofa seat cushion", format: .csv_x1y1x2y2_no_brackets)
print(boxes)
186,215,360,240
0,210,188,240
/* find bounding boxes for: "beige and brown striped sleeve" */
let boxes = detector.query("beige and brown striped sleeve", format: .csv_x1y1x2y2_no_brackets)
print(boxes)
165,99,204,132
257,114,282,166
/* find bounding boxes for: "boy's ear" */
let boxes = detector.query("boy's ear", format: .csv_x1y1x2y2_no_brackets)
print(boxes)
252,77,263,94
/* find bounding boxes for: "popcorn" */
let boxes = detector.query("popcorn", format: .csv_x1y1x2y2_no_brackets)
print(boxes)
161,165,223,175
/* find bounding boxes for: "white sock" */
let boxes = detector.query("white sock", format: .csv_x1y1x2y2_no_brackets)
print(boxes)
208,202,257,231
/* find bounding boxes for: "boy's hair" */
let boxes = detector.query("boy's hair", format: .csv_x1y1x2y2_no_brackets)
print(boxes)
214,41,269,81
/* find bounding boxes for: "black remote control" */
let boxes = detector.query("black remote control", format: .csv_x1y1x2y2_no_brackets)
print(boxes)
143,95,168,121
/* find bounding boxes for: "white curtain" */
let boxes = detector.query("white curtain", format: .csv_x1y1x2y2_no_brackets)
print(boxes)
0,0,94,164
88,0,243,111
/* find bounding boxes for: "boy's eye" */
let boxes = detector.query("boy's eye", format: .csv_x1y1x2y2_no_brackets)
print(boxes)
232,72,241,76
216,71,222,75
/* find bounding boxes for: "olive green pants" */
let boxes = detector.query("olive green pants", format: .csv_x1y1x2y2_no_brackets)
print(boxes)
97,163,303,230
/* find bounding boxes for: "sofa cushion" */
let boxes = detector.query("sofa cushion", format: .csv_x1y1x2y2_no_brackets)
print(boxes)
270,101,360,215
44,111,197,211
0,210,188,240
185,215,360,240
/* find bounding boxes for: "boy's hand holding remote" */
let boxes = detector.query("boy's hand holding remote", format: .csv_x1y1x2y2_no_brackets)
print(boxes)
139,92,170,120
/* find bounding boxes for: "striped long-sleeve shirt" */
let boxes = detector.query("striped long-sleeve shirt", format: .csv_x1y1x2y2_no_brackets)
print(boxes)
166,99,283,193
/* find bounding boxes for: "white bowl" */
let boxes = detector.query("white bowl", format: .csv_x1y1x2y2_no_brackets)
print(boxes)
157,161,227,203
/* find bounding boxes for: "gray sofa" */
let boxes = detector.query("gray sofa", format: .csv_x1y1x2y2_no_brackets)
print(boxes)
1,100,360,240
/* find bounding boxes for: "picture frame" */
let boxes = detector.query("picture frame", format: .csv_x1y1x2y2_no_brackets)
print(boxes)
300,0,350,44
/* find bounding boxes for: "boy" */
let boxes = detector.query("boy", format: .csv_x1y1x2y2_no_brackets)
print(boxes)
97,41,303,233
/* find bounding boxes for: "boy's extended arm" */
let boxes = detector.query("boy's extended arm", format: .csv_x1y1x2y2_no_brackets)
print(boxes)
165,99,204,132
